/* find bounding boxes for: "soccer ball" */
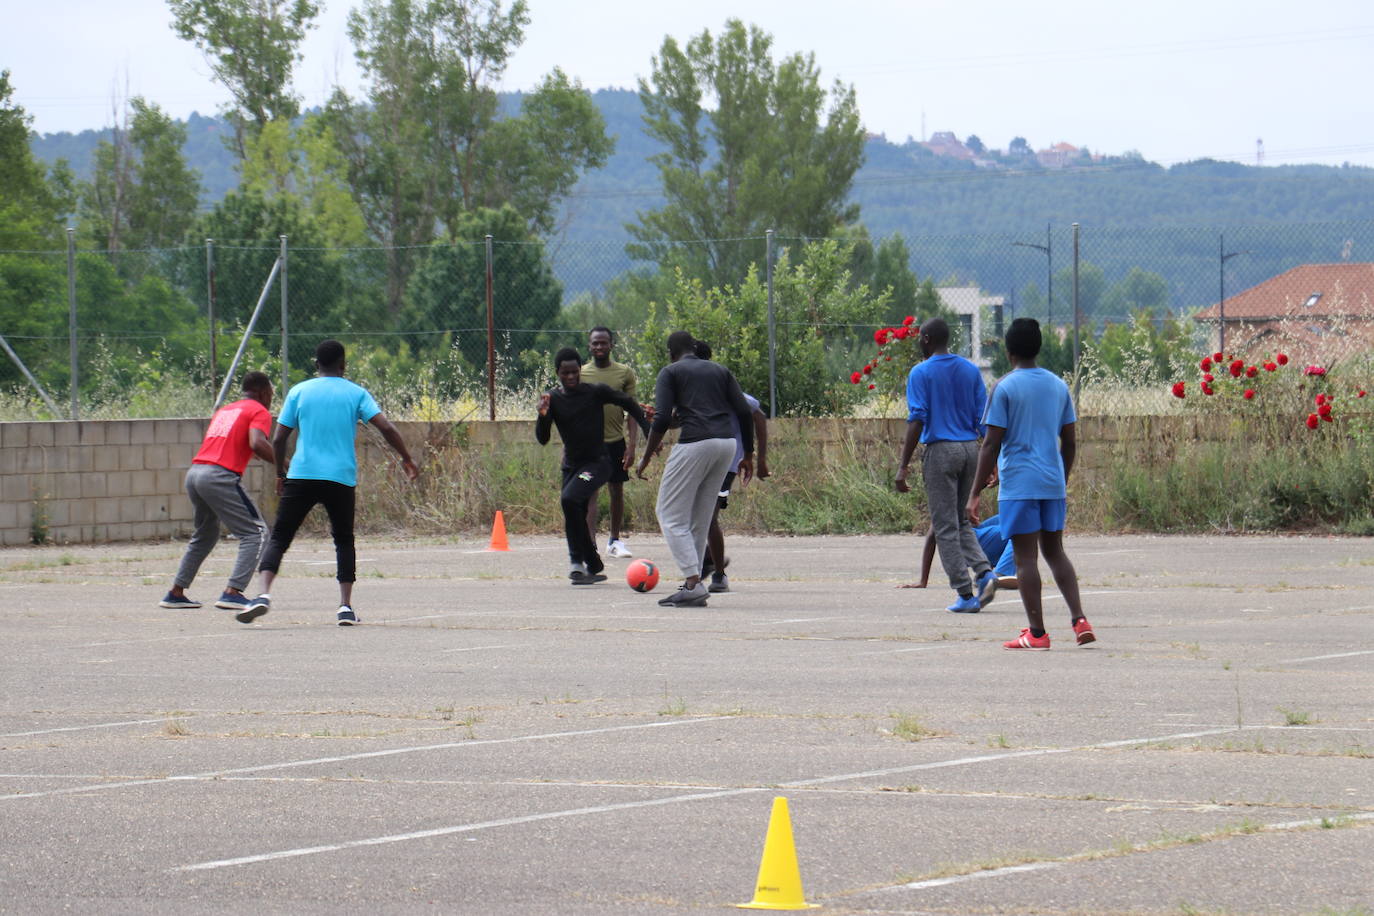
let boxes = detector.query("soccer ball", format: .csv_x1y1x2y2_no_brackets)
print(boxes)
626,559,660,592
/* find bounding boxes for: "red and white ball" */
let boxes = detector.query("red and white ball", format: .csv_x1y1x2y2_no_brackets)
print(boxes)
626,559,660,592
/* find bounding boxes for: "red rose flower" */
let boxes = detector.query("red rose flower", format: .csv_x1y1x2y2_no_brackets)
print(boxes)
1276,353,1289,365
862,364,872,375
893,326,909,340
1319,403,1333,418
1202,383,1215,396
1323,412,1334,423
1316,394,1326,406
901,315,916,327
1245,366,1257,377
1263,362,1276,372
1213,352,1223,363
868,383,875,390
1203,373,1215,383
1306,413,1319,429
1200,357,1212,372
1171,381,1186,399
850,371,862,384
1243,388,1255,399
1360,390,1367,398
1304,365,1326,377
874,328,890,344
1229,362,1243,378
884,355,892,361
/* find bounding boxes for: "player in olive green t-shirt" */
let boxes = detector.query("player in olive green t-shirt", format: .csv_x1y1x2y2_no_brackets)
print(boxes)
580,327,638,559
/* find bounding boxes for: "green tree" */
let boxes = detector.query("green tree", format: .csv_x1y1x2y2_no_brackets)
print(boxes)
79,98,201,251
873,234,920,322
1101,266,1169,321
239,116,368,246
0,70,71,248
965,134,985,155
406,205,562,377
167,0,320,156
629,19,866,287
325,0,611,314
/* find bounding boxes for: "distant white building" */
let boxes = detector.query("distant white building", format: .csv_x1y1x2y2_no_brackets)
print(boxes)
936,287,1005,370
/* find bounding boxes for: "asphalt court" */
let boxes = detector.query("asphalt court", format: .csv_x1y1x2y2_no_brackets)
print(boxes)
1,533,1371,914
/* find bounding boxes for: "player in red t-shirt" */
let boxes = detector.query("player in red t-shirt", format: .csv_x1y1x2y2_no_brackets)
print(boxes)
160,372,277,611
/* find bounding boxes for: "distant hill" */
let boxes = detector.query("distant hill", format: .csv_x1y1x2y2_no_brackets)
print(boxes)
31,88,1374,317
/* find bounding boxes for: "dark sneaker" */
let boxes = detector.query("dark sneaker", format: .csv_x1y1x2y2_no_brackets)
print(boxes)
235,595,270,624
947,594,981,613
336,606,359,626
1073,617,1097,646
1004,628,1051,650
159,592,201,609
570,571,608,586
214,592,250,611
975,570,998,608
657,581,709,607
708,573,730,593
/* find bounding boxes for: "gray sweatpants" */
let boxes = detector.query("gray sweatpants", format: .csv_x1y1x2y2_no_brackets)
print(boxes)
656,438,736,579
173,463,267,592
922,439,992,595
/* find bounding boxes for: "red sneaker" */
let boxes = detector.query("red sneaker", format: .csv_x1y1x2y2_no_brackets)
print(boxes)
1073,618,1096,646
1003,628,1050,650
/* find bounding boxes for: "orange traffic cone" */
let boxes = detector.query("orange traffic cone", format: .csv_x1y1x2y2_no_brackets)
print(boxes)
738,797,819,910
486,510,509,551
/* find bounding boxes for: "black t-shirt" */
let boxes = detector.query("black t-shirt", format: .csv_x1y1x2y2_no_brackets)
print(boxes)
536,383,649,466
649,355,755,453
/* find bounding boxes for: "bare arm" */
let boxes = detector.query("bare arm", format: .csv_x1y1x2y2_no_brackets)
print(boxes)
752,409,769,479
1060,422,1076,481
894,420,922,493
635,428,666,479
965,426,1005,525
369,413,419,480
271,424,293,496
249,427,276,465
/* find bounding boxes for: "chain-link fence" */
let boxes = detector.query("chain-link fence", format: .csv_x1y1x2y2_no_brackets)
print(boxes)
3,219,1373,420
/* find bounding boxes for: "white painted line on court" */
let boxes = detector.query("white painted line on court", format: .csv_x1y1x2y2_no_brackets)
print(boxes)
69,633,236,649
1077,549,1145,557
438,644,520,654
898,861,1060,890
858,644,960,656
0,716,194,738
1281,649,1374,664
303,558,375,566
3,716,736,802
170,726,1244,871
759,616,846,625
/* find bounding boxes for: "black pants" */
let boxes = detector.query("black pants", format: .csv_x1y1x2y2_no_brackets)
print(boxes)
259,479,357,583
562,457,610,572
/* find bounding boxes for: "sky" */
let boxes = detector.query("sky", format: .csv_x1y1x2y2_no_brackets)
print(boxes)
8,0,1374,167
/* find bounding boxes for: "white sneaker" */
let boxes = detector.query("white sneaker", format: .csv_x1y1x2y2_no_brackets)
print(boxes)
607,539,633,559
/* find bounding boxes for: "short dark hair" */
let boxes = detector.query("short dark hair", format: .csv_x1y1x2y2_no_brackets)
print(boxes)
1005,317,1042,359
241,370,271,393
919,317,950,348
554,346,582,370
589,326,613,342
667,330,696,359
692,339,713,361
315,339,346,369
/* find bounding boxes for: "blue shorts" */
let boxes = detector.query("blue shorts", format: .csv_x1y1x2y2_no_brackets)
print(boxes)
999,498,1067,539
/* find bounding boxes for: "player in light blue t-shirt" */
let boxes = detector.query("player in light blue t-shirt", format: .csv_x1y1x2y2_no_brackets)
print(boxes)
236,340,419,628
967,318,1096,651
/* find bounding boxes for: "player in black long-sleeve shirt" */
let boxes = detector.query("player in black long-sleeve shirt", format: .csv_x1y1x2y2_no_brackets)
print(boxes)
537,347,651,584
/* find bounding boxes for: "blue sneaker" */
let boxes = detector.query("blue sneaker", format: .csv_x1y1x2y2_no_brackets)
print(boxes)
235,595,270,624
947,594,981,613
214,592,251,611
159,591,201,609
336,606,359,626
975,570,999,608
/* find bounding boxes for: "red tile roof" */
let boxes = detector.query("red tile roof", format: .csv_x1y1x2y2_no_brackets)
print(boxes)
1196,263,1374,320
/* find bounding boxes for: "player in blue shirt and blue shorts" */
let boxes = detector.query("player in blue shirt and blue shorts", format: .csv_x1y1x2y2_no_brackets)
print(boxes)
966,318,1096,650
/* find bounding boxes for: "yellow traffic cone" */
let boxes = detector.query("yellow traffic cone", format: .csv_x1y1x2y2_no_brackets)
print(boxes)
737,797,819,910
486,510,510,551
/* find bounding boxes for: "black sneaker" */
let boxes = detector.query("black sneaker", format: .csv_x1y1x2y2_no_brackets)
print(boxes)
235,595,270,624
336,606,359,626
570,571,608,586
159,592,201,609
657,581,709,607
708,573,730,593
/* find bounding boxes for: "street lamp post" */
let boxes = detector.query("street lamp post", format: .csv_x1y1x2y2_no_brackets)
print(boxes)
1219,234,1248,354
1013,221,1052,329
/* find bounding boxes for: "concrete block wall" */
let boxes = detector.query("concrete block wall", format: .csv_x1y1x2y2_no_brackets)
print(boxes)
1,415,1206,546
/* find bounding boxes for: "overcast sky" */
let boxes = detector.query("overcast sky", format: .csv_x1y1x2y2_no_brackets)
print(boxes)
9,0,1374,167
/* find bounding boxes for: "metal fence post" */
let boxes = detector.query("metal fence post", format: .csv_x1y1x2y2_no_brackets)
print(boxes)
66,227,78,420
279,235,289,399
1072,222,1081,407
765,229,777,418
485,234,496,421
206,238,217,397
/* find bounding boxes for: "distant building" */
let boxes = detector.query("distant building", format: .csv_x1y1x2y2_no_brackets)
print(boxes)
1036,142,1079,170
936,286,1006,369
922,131,975,160
1193,263,1374,364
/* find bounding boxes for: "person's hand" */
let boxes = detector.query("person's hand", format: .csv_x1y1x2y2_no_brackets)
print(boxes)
622,447,636,471
756,457,771,480
641,404,655,422
894,465,911,494
985,469,999,489
966,495,981,526
898,581,929,589
401,457,419,481
738,456,754,486
537,393,551,416
634,458,651,481
275,477,285,497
